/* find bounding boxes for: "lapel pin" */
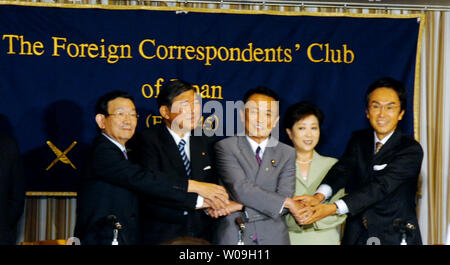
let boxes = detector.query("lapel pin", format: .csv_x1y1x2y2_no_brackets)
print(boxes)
271,159,277,167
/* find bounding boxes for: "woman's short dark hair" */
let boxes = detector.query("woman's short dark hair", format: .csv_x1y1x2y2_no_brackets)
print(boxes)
283,101,324,130
156,79,195,108
95,90,135,116
365,77,407,111
243,86,280,103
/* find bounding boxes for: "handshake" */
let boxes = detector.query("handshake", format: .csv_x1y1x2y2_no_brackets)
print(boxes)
187,180,231,211
188,180,244,217
284,193,338,225
188,180,338,225
202,193,338,224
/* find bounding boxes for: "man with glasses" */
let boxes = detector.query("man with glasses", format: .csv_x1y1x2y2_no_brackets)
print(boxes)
74,90,228,245
294,78,423,245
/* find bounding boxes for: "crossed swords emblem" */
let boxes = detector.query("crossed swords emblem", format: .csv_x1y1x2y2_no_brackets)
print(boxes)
45,141,77,170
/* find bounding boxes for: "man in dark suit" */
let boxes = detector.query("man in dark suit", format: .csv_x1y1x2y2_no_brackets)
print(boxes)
295,78,423,245
74,91,228,245
132,79,225,245
0,134,24,245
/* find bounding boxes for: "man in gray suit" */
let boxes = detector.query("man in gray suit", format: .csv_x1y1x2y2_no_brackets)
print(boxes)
211,86,302,245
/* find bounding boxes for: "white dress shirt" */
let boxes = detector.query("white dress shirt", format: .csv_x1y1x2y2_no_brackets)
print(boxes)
166,126,191,160
316,130,395,215
245,135,269,158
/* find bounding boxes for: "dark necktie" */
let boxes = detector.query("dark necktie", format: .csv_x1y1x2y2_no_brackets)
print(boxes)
178,139,192,178
122,150,128,160
254,146,261,243
256,146,262,165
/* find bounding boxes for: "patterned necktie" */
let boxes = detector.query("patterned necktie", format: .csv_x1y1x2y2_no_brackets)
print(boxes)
375,142,383,154
255,146,262,165
178,139,192,178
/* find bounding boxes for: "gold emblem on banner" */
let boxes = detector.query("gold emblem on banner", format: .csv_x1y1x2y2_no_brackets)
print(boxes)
45,141,77,170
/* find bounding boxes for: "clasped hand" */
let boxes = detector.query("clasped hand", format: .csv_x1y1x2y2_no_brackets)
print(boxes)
286,194,337,225
200,193,337,223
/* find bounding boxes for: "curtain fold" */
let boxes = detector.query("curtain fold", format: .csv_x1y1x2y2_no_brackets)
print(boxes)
421,11,449,245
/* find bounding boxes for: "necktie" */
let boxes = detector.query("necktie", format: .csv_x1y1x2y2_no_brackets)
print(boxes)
255,146,262,165
375,142,383,154
253,146,261,243
122,150,128,160
178,139,192,179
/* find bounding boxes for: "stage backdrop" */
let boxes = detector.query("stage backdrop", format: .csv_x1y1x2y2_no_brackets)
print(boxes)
0,3,424,194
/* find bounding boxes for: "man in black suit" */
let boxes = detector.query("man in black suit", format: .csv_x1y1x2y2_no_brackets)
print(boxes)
294,78,423,245
0,134,24,245
132,79,222,244
74,91,228,245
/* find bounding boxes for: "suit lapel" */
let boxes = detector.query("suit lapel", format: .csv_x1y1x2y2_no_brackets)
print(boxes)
189,134,207,181
360,129,375,163
372,129,402,163
255,137,279,183
303,151,321,188
99,134,125,155
160,125,187,177
238,136,260,181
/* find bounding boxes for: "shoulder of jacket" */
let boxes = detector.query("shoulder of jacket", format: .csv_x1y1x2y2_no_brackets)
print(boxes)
217,136,238,145
138,125,161,137
316,154,338,166
352,128,372,138
276,141,295,152
398,132,423,152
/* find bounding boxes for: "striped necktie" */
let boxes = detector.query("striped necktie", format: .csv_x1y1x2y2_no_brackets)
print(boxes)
178,139,192,179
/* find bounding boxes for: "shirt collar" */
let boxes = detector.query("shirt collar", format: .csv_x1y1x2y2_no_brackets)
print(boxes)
374,130,395,146
102,133,126,153
166,126,191,145
245,136,269,156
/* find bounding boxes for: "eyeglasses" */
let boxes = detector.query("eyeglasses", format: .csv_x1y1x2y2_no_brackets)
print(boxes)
368,103,400,113
108,112,139,119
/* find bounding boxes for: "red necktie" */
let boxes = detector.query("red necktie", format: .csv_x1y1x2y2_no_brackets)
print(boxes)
256,146,262,165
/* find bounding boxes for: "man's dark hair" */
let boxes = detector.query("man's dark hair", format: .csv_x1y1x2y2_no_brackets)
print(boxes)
243,86,280,104
283,101,324,130
365,77,407,111
156,79,195,108
95,90,135,116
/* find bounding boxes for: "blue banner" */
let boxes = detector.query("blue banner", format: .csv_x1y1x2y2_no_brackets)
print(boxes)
0,3,423,193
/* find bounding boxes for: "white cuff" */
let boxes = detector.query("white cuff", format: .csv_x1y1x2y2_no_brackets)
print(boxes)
316,184,332,201
334,199,349,215
196,195,204,208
